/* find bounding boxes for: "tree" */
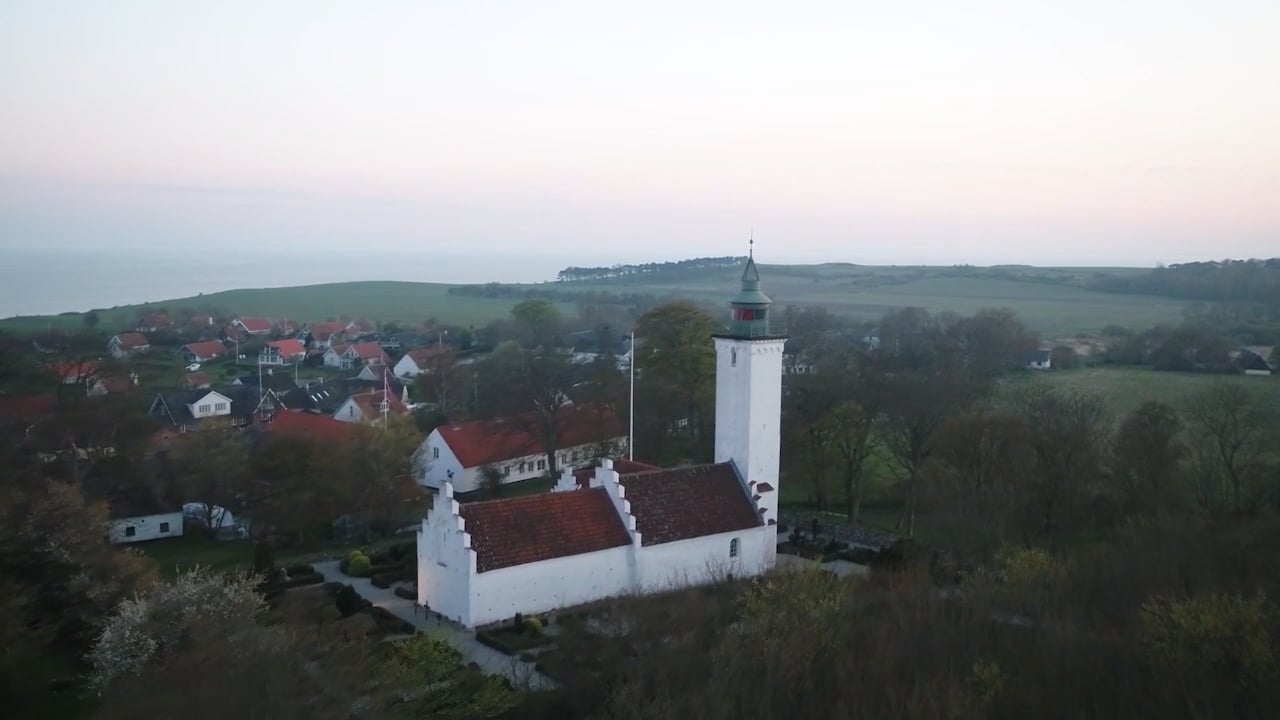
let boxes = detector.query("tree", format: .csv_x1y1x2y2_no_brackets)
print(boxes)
168,427,250,536
0,471,155,703
824,401,879,524
480,342,578,477
1184,382,1276,512
510,299,563,348
412,347,463,412
1113,401,1186,515
953,307,1039,377
250,434,348,546
1013,385,1109,541
83,310,100,329
341,417,426,539
634,302,717,464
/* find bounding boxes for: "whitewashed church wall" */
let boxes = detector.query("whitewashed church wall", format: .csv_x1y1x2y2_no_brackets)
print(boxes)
467,545,634,628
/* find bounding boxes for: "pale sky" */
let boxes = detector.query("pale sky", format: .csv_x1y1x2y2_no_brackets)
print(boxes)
2,0,1277,269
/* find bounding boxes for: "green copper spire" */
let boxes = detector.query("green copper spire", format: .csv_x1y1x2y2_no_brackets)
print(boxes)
724,239,778,337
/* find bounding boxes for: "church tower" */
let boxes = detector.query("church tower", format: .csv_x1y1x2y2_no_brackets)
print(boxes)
713,247,787,525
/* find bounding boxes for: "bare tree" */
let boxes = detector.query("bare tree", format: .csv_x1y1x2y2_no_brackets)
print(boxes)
823,401,879,524
1184,382,1275,513
169,426,250,536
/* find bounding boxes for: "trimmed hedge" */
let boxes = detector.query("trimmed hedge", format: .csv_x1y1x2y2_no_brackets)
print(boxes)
363,606,416,635
476,628,553,655
393,586,415,601
259,572,324,593
284,563,314,576
370,571,403,589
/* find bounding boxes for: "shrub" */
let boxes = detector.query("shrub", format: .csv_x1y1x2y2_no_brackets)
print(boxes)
346,554,372,577
512,612,524,631
347,549,366,563
335,584,370,617
252,541,275,574
523,617,543,635
371,571,403,589
393,586,415,601
363,606,416,635
259,572,324,594
283,563,314,576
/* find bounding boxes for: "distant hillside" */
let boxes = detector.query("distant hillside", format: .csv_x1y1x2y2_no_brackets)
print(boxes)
1,263,1196,338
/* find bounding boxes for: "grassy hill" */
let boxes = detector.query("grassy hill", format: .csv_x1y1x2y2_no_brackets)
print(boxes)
0,281,546,334
1013,366,1280,419
1,264,1187,337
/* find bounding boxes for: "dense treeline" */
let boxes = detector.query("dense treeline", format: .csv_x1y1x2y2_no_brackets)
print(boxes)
555,256,744,282
1093,258,1280,306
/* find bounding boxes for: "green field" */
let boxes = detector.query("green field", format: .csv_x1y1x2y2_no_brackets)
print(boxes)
1,264,1185,337
0,281,544,334
1014,366,1280,418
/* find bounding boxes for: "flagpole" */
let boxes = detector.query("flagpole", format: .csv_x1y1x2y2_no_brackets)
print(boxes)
628,330,634,461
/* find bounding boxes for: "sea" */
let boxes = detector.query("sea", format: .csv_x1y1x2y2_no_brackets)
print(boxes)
0,246,601,318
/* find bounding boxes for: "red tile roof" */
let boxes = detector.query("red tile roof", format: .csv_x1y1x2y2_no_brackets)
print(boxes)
50,359,101,381
308,322,347,341
345,390,408,421
182,341,226,361
621,463,761,546
113,332,150,349
574,459,663,488
264,409,354,443
406,347,451,367
185,371,213,388
95,375,134,394
237,317,273,333
266,339,307,357
459,487,632,572
349,341,387,361
439,404,624,469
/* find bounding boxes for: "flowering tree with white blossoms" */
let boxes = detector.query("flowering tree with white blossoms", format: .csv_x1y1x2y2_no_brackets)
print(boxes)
88,567,263,691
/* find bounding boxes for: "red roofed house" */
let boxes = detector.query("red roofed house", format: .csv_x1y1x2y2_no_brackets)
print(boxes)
50,359,101,384
232,316,273,335
262,409,354,444
332,389,408,425
417,404,625,492
322,341,388,370
305,321,348,351
258,339,307,365
393,346,453,379
418,256,785,628
179,341,227,364
107,332,151,359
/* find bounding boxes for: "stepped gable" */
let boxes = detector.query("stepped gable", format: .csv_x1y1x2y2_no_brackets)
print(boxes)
459,487,632,572
620,462,762,545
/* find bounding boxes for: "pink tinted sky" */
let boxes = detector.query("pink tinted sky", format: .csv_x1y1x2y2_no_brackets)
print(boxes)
1,0,1276,268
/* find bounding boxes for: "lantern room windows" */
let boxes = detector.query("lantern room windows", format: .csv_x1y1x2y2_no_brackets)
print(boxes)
733,308,762,321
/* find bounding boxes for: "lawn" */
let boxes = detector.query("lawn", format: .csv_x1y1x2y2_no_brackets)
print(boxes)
1009,365,1280,418
138,533,255,577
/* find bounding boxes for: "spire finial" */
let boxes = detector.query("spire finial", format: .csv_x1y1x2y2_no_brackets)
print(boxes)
749,227,754,259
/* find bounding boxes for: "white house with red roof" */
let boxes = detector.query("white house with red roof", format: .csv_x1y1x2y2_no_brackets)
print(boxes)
417,254,785,628
178,341,228,364
107,332,151,359
304,321,348,350
333,390,408,425
232,316,273,335
417,404,625,492
258,339,307,365
393,346,452,379
322,341,388,370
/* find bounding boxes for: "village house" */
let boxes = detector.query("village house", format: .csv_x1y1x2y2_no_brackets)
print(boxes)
303,321,348,351
135,311,172,333
147,385,274,431
178,340,228,364
323,341,389,370
259,408,354,443
393,346,452,379
50,359,101,384
107,332,151,359
1024,349,1052,370
333,389,408,425
1233,348,1274,376
416,404,625,493
82,471,184,545
232,316,273,336
418,255,784,628
258,338,307,365
88,372,138,396
184,371,213,390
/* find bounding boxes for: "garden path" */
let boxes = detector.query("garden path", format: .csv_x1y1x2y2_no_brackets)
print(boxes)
312,560,555,690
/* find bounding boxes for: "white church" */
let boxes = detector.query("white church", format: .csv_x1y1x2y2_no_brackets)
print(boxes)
417,255,786,628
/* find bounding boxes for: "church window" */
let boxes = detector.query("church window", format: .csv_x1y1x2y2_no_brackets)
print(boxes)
730,348,737,367
729,538,740,558
432,447,439,459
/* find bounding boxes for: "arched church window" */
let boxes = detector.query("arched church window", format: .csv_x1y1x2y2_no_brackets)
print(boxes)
729,538,740,558
730,348,737,367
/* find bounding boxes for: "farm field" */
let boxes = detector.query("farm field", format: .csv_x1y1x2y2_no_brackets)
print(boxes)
1009,365,1280,418
0,281,546,334
2,264,1185,337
